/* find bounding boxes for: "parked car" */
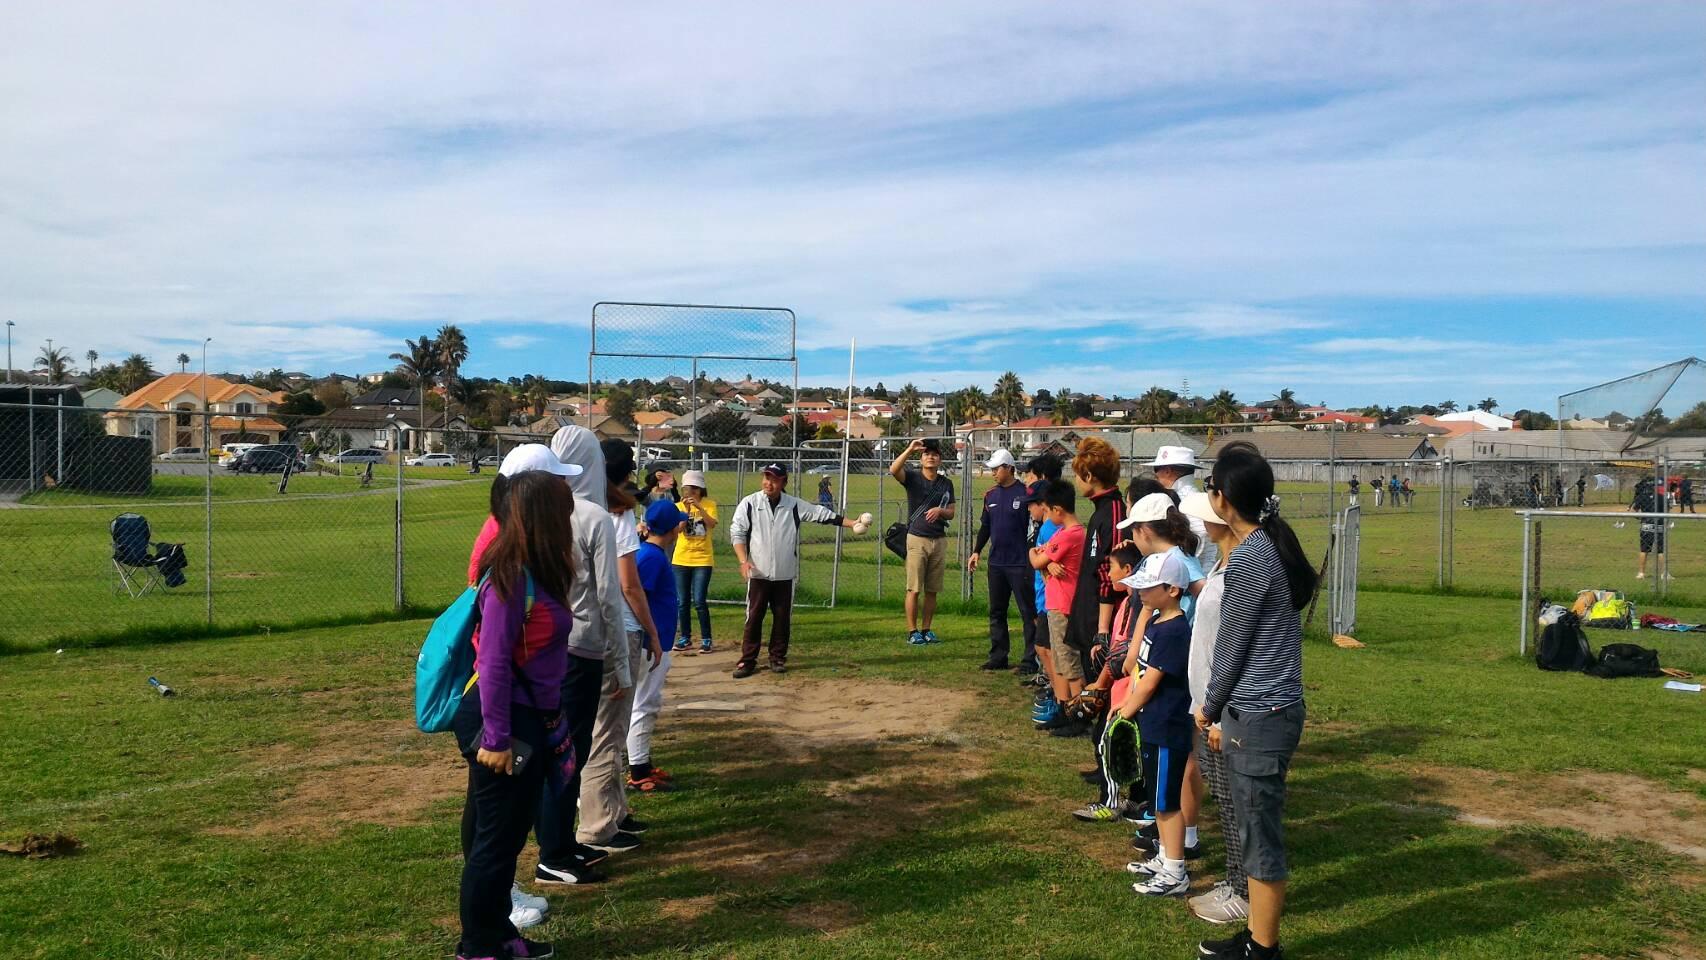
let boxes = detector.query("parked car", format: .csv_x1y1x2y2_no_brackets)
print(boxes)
158,447,204,462
326,448,387,464
641,446,672,463
231,444,306,474
478,455,502,467
406,453,458,467
805,464,838,475
218,443,259,463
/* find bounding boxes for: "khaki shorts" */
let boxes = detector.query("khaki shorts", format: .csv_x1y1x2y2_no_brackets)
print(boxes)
905,534,947,594
1048,611,1085,680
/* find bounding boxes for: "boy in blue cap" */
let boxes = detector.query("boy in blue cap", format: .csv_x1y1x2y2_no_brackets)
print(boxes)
627,499,686,793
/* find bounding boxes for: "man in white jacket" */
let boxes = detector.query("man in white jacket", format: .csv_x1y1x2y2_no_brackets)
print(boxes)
728,462,865,678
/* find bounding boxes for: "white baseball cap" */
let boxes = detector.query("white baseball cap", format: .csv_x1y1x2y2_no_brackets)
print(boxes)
1117,492,1175,528
1178,491,1226,527
498,444,585,479
681,469,707,489
985,448,1017,469
1123,550,1192,592
1145,445,1198,470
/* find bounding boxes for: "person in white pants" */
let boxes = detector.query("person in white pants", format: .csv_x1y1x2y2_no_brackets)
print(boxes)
627,499,688,792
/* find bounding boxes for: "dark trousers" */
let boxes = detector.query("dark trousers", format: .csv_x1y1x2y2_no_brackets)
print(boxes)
674,564,714,640
739,577,794,667
986,564,1038,669
453,685,548,956
534,652,604,868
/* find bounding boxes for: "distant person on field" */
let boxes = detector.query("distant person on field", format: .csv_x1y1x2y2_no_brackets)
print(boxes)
728,462,864,678
1371,474,1383,507
1576,472,1587,507
672,469,718,655
1388,474,1401,508
890,437,956,645
968,448,1037,673
640,467,679,505
1347,474,1359,507
817,474,835,507
1632,477,1668,581
1682,475,1696,514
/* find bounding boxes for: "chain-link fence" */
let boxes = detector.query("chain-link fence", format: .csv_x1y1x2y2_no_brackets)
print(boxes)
6,398,1702,652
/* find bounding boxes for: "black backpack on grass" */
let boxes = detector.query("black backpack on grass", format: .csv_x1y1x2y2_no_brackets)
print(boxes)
1587,643,1664,679
1536,611,1593,672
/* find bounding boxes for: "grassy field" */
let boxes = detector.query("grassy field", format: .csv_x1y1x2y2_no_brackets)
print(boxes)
1,590,1702,959
3,465,1701,653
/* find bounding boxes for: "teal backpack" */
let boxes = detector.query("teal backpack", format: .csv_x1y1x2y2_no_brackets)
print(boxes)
415,572,533,733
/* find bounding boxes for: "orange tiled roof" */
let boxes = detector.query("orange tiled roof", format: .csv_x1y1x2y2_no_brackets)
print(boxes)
116,373,273,410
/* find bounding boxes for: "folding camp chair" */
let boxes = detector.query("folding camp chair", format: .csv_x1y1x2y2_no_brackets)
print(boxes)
110,513,187,598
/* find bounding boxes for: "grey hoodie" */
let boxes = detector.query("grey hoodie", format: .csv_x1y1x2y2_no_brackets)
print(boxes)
550,425,630,687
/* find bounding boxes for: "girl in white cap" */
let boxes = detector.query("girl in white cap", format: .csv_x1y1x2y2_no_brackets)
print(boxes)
672,469,718,654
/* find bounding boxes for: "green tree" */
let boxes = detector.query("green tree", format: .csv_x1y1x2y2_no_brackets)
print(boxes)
1634,407,1668,433
276,390,326,421
1272,388,1299,421
1137,386,1175,424
1206,390,1241,424
1477,397,1498,413
175,352,191,373
436,324,469,428
896,383,922,433
84,350,98,374
1669,401,1706,432
960,385,988,423
1438,399,1458,414
814,421,843,441
525,376,550,419
389,336,439,452
604,387,637,429
119,354,155,392
34,344,72,384
992,371,1025,423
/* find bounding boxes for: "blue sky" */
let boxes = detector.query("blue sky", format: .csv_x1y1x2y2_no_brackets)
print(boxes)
2,2,1703,411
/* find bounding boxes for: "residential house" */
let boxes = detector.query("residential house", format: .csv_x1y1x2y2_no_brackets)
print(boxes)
783,412,883,441
1237,406,1271,423
104,373,290,454
296,405,471,453
1437,428,1658,462
349,386,422,409
918,392,947,425
1091,399,1138,422
1302,412,1380,430
79,386,122,410
1201,432,1437,462
1435,410,1515,431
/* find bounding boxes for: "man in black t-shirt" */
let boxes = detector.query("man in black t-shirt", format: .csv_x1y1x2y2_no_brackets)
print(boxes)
889,438,956,644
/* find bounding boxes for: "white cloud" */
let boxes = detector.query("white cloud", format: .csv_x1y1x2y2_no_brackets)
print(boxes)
0,1,1700,406
494,334,541,350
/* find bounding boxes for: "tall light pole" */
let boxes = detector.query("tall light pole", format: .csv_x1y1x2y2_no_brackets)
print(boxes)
5,320,13,381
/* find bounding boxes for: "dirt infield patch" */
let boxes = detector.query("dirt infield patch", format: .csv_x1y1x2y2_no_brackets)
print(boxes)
1399,763,1706,862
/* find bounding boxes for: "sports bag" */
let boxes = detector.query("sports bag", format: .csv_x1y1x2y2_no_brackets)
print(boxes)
1588,643,1663,679
1536,611,1593,672
884,494,934,559
415,573,533,733
1584,595,1632,629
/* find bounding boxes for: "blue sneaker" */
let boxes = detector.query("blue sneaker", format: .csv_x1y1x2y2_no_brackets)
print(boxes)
672,637,691,652
1033,700,1062,725
923,630,940,644
908,630,928,645
700,637,713,654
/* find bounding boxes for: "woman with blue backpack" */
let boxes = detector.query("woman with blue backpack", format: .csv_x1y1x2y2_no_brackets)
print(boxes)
456,468,580,960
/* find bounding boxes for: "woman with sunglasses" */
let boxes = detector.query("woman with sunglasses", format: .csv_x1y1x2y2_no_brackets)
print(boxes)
1194,442,1315,960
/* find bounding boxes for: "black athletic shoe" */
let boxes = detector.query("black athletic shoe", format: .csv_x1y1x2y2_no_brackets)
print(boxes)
1049,720,1089,739
534,861,607,886
571,842,609,867
1037,711,1073,731
618,815,649,835
980,659,1009,671
503,936,555,958
1199,929,1274,959
768,660,788,674
1079,768,1102,785
733,662,757,679
1130,832,1202,859
585,830,641,854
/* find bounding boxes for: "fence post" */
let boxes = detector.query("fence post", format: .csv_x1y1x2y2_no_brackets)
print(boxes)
1437,457,1447,588
204,414,214,626
1518,510,1532,656
394,424,405,612
875,457,885,602
961,437,974,603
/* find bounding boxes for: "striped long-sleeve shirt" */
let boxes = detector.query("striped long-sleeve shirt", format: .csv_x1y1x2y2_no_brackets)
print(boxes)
1201,528,1304,722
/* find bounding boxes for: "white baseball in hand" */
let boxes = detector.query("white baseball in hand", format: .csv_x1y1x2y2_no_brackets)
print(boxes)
852,521,869,535
858,512,873,525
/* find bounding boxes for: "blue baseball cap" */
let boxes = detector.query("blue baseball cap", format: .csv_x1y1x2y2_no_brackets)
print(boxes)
644,499,688,535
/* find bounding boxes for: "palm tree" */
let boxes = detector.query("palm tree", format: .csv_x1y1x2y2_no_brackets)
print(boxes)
1272,388,1299,421
1477,397,1498,413
525,376,550,419
119,354,154,393
35,344,71,384
389,336,440,452
896,383,922,433
436,324,470,429
176,352,191,373
992,371,1025,423
1137,386,1174,425
960,385,989,423
1051,386,1074,425
84,350,98,374
1206,389,1241,424
1438,399,1458,414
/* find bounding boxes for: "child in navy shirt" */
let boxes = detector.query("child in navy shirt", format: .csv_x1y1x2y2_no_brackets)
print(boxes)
627,500,684,791
1117,550,1196,898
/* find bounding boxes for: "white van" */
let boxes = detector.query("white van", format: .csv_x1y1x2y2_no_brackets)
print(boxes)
219,443,260,463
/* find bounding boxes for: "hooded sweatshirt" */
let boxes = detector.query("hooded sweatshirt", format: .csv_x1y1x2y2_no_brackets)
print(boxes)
550,425,630,687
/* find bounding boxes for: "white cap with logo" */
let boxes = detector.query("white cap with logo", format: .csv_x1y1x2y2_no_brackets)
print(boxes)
985,448,1017,469
1117,492,1175,528
498,443,585,479
1122,550,1192,592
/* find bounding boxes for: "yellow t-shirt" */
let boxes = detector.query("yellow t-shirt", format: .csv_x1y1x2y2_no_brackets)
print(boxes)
672,498,718,567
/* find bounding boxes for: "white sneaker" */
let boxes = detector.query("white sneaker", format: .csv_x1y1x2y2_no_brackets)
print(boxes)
512,883,549,913
509,903,546,929
1189,882,1250,924
1636,572,1646,579
1125,853,1165,877
1132,867,1190,897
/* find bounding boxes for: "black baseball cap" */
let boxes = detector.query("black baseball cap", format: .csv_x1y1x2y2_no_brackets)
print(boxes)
760,462,789,477
919,438,943,454
1022,482,1044,504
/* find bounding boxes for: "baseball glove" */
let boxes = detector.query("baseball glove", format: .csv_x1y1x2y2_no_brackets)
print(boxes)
1066,686,1109,723
1104,713,1141,786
